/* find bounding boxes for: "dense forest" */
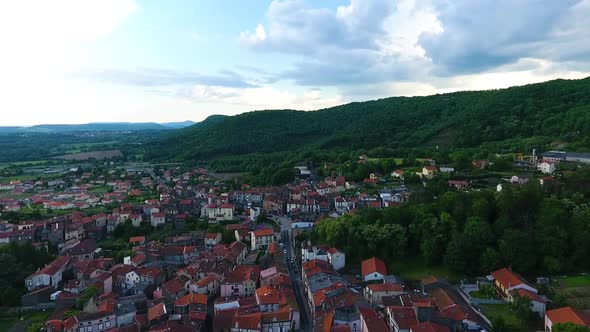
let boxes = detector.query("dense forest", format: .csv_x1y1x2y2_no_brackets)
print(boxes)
0,242,54,306
143,77,590,185
306,168,590,280
148,77,590,162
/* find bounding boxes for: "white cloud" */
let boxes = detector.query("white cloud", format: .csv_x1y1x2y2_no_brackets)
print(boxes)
189,84,344,111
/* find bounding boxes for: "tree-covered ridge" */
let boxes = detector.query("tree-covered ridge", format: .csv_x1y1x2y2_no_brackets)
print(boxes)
149,77,590,162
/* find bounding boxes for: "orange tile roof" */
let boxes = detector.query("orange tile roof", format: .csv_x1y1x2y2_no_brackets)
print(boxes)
513,288,546,303
129,236,145,243
233,312,261,330
490,268,527,289
362,257,387,277
253,228,274,237
256,286,280,305
410,322,451,332
367,283,403,292
147,303,167,321
546,306,590,327
175,293,207,307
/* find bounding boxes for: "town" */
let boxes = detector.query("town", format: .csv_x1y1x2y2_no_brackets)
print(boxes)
0,148,589,332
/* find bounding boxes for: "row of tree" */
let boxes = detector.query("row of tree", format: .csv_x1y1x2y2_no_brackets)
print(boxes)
313,179,590,278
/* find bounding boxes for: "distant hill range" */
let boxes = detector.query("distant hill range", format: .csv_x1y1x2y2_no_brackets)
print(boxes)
148,77,590,161
0,121,197,133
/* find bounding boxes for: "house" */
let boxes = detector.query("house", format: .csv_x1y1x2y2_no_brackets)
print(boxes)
327,247,346,271
220,265,260,298
25,256,70,291
537,161,557,174
200,203,234,223
148,302,168,326
63,239,97,260
151,212,166,227
391,169,405,179
206,233,223,249
190,275,219,298
250,228,275,251
362,257,387,282
162,277,189,303
129,214,143,227
420,166,438,179
359,307,389,332
490,268,538,301
510,175,530,185
364,283,404,307
255,286,280,312
386,306,418,332
174,293,207,322
545,306,590,331
511,288,547,318
439,166,455,173
448,180,469,190
410,322,450,332
129,236,146,245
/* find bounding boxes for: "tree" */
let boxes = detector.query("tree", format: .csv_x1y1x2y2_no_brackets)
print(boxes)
490,317,510,332
480,247,501,274
444,234,465,273
552,323,590,332
450,151,472,171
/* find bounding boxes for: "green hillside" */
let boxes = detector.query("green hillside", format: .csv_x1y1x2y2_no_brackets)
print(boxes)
149,77,590,164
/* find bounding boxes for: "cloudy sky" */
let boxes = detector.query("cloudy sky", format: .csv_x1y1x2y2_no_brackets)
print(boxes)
2,0,590,125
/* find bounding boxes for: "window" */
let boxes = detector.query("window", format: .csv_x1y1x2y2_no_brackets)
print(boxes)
105,322,111,328
98,323,103,330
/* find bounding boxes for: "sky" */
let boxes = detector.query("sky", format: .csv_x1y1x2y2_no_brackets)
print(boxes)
1,0,590,126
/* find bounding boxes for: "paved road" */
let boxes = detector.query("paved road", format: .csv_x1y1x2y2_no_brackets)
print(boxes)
274,215,312,331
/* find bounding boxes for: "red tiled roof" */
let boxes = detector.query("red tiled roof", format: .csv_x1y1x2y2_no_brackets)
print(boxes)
253,228,273,237
362,257,387,277
367,283,403,292
233,312,261,330
147,303,167,321
175,293,207,307
162,278,185,294
387,306,417,329
410,322,450,332
31,256,69,277
490,268,527,290
513,288,546,303
256,286,279,305
546,306,590,327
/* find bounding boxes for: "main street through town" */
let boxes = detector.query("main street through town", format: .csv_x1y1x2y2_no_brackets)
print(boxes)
273,215,313,331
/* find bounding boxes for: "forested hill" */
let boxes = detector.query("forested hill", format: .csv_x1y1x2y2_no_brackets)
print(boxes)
149,77,590,162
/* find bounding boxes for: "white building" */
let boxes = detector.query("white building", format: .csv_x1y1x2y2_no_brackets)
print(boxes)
537,161,556,174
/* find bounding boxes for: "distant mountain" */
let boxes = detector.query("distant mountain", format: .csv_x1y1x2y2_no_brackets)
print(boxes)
148,77,590,162
0,121,199,133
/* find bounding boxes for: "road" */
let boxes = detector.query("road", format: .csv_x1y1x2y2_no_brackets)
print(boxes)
273,215,312,331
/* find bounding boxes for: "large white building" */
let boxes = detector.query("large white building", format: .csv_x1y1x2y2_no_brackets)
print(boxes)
201,203,234,223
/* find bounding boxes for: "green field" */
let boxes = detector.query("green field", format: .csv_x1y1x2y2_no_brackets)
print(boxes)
88,185,112,193
560,275,590,288
469,290,500,300
393,260,459,282
479,304,533,332
0,310,52,331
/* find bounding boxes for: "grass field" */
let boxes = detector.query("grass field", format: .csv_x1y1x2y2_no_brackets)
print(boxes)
0,310,52,331
88,185,112,193
560,275,590,288
556,274,590,310
479,304,533,332
393,260,459,282
469,290,500,300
